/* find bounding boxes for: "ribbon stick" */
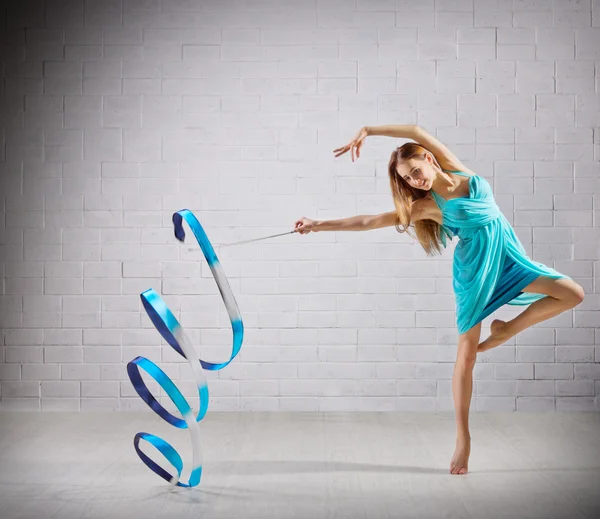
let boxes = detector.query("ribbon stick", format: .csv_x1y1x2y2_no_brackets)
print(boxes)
217,229,298,248
127,209,244,487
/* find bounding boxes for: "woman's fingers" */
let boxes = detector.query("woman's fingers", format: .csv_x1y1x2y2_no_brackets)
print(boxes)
334,140,357,156
334,128,368,160
333,145,350,157
352,142,360,162
295,218,306,234
334,144,357,159
294,217,315,235
334,140,363,161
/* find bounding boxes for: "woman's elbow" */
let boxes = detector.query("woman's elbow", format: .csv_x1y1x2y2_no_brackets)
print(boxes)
411,125,425,139
366,212,397,230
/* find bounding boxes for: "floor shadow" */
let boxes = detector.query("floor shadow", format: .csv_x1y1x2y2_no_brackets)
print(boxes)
14,483,254,505
210,460,455,475
209,459,600,476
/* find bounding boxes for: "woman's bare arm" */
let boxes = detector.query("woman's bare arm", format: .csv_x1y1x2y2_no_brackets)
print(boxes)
364,199,442,230
307,199,441,233
366,124,468,173
365,124,419,140
314,214,371,231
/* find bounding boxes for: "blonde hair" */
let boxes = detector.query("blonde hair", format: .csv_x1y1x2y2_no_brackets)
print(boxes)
388,142,448,256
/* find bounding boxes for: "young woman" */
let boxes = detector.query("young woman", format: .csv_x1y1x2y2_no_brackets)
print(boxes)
294,125,585,475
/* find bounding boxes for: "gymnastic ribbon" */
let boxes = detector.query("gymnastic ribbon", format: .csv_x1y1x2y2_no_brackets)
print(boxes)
127,209,244,487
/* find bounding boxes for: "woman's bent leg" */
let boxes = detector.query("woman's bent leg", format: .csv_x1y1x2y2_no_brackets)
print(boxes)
478,277,585,353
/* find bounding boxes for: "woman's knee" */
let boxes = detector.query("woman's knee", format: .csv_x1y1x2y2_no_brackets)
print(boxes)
456,353,477,369
565,281,585,307
524,277,584,306
455,322,481,367
456,341,478,368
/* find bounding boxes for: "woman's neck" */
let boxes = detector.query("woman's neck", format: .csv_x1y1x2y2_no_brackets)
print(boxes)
431,167,459,196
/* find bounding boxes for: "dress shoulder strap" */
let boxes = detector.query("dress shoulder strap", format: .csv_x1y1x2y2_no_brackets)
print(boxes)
429,189,446,206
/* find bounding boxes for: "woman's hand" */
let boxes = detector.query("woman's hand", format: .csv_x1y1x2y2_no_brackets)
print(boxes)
294,217,319,234
333,126,369,162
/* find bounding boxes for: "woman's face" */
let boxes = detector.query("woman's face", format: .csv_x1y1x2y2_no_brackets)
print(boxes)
395,155,435,191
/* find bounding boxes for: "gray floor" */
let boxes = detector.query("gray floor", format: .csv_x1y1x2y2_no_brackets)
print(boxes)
0,412,599,519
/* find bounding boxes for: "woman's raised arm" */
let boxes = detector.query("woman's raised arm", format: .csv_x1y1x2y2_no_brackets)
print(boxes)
335,124,467,173
366,125,466,172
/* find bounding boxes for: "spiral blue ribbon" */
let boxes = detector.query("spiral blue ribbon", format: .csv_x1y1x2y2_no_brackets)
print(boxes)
127,209,244,487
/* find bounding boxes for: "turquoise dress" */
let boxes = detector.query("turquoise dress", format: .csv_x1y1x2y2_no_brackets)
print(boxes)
430,170,571,335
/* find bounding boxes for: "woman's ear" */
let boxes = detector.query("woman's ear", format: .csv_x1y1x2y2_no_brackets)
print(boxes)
426,152,440,169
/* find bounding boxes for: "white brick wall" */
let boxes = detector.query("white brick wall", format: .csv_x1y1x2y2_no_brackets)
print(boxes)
0,0,599,413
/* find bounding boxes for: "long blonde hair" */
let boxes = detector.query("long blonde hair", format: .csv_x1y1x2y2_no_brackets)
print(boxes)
388,142,448,256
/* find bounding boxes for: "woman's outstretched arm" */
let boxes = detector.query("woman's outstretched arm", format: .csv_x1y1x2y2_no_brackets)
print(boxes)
295,214,375,233
294,200,438,235
315,214,373,231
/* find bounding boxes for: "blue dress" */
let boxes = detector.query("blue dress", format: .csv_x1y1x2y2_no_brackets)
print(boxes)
430,170,571,335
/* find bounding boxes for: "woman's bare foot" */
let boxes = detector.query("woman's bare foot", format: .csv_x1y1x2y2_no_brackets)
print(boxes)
450,438,471,475
477,319,510,353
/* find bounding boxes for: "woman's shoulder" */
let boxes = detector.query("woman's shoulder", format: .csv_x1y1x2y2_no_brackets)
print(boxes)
413,196,443,225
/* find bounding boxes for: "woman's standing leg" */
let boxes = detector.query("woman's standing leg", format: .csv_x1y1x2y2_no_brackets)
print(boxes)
450,321,482,475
